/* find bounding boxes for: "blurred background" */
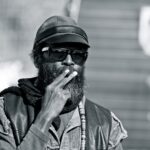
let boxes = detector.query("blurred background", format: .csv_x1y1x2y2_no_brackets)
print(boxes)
0,0,150,149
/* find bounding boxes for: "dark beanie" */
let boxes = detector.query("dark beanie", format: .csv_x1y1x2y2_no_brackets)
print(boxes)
33,16,90,48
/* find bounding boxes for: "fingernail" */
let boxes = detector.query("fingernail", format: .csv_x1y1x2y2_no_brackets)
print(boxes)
73,71,78,76
65,69,70,73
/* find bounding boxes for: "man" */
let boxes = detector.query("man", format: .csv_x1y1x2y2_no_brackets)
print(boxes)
0,16,127,150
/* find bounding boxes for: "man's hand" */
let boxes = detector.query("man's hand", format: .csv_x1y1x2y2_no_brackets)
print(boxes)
34,69,77,132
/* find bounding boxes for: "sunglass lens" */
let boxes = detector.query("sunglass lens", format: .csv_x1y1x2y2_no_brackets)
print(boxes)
72,52,88,65
49,51,67,61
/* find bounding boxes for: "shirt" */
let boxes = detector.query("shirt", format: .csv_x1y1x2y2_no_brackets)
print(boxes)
0,96,127,150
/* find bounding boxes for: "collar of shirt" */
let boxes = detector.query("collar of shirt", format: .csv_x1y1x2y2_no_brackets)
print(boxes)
49,106,81,141
49,96,85,137
47,97,85,150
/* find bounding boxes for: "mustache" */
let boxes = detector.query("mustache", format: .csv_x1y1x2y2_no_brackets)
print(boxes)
53,66,78,78
37,63,85,90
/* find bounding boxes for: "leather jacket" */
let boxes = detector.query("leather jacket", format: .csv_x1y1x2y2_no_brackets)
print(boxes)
0,78,112,150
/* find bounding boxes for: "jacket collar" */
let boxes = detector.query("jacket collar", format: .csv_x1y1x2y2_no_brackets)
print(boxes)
18,77,42,106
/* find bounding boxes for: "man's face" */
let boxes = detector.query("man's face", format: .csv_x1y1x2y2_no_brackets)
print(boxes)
37,43,88,113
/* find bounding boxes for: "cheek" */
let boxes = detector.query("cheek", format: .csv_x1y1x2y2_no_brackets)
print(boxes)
74,65,85,77
54,62,64,70
74,65,82,72
45,62,62,69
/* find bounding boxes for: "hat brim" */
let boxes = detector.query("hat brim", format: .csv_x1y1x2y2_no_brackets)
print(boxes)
38,33,90,48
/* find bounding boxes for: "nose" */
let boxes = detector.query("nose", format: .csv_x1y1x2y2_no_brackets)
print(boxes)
62,54,74,66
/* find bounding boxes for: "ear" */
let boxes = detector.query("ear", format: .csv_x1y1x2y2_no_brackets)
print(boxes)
30,49,42,69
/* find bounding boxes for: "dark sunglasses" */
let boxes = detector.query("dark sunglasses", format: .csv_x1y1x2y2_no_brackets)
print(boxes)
42,46,88,65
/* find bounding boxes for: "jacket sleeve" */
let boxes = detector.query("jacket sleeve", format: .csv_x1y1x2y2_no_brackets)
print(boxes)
0,97,50,150
108,112,128,150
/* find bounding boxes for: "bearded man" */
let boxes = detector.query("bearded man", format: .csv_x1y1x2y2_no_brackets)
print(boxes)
0,16,127,150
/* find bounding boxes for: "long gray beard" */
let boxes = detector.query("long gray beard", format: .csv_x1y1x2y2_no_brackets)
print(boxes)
37,63,85,113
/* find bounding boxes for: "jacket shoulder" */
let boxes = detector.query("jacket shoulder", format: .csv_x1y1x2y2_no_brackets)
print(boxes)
0,86,35,144
0,86,26,115
0,86,24,112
